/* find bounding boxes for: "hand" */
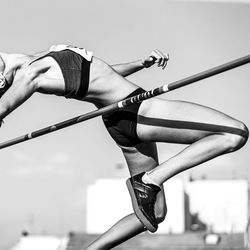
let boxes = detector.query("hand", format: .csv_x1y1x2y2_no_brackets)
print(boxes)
142,50,169,69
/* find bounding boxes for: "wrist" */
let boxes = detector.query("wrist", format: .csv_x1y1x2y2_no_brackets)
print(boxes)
0,119,4,127
141,59,148,68
141,56,155,68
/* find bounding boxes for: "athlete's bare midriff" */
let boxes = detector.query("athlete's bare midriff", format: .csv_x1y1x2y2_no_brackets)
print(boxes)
29,54,139,107
86,56,139,107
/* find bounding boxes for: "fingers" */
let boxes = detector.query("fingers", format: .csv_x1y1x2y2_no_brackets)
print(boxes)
163,53,169,69
149,49,169,69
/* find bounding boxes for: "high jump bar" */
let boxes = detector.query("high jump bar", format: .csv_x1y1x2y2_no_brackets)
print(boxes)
0,54,249,150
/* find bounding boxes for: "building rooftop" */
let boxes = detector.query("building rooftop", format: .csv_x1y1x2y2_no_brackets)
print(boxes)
66,232,245,250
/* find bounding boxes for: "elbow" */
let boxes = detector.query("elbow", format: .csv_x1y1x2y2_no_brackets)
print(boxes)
23,67,39,81
21,68,40,91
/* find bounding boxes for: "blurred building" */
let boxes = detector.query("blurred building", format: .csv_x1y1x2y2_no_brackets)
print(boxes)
9,178,248,250
86,178,185,234
86,178,248,234
186,180,248,233
9,231,68,250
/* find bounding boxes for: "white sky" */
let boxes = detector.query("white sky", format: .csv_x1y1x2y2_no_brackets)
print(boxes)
0,0,250,249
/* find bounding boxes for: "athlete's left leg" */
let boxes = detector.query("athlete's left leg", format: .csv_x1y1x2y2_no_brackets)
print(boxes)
126,97,248,232
85,214,145,250
85,142,166,250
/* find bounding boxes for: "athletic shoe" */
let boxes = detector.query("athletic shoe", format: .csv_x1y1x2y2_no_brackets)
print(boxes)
126,172,161,232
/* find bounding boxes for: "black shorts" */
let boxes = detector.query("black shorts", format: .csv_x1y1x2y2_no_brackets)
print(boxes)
102,88,145,147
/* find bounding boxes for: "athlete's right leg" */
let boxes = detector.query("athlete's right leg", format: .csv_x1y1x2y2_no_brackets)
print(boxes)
136,98,248,185
85,142,167,250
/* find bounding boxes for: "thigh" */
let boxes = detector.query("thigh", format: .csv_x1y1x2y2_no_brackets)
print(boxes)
137,98,242,144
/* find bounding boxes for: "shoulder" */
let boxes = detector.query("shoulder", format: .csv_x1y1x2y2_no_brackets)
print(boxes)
0,53,27,85
0,52,7,72
2,53,30,71
0,60,4,73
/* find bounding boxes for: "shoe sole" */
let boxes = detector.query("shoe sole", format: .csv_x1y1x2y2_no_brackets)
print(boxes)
126,178,157,233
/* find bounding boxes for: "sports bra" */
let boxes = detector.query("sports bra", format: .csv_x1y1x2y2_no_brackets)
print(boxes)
49,44,93,61
32,44,93,100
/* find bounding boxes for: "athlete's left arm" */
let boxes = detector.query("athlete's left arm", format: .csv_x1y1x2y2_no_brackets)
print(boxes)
0,66,44,121
111,50,169,77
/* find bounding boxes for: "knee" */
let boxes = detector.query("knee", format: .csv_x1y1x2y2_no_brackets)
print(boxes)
223,121,249,152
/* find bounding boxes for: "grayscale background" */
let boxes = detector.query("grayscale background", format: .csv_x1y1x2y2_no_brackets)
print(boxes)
0,0,250,249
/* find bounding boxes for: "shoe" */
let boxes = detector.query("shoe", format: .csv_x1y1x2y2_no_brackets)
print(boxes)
126,172,161,232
